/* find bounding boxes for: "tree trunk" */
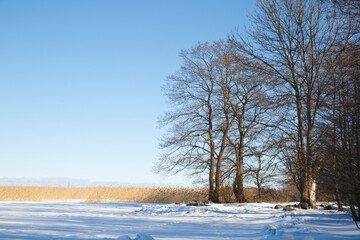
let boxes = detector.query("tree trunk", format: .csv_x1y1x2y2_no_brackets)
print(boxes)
213,117,232,203
214,136,232,203
300,173,316,207
336,188,344,211
300,179,310,203
213,165,221,203
350,204,360,229
208,103,216,202
233,168,247,202
208,156,216,202
256,169,262,202
309,176,316,207
233,131,247,203
258,187,262,203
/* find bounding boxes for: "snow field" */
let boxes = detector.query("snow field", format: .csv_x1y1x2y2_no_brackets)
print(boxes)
0,201,358,239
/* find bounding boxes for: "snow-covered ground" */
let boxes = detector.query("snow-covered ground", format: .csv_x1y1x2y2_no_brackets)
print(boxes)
0,201,358,239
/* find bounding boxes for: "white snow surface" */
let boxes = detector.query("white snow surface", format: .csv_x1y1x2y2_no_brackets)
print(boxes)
0,201,358,239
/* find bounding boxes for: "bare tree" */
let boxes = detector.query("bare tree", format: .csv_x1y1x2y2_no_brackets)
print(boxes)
332,1,360,226
320,41,360,225
226,58,269,203
157,41,240,203
206,41,269,203
241,123,281,203
314,0,360,224
156,42,219,201
210,41,237,202
232,0,353,206
332,0,360,37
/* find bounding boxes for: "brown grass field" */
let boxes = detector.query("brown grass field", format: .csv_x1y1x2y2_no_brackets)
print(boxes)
0,186,208,203
0,185,303,203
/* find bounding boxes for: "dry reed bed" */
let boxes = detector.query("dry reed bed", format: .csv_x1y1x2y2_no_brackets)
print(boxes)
0,186,208,203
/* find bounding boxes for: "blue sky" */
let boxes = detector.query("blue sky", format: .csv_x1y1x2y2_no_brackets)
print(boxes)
0,0,255,186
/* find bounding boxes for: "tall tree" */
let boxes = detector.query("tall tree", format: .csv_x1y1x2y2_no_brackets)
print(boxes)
210,40,236,203
232,0,353,206
321,41,360,225
156,42,218,201
157,41,239,202
226,56,268,203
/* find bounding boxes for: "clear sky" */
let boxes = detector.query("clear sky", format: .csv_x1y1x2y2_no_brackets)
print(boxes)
0,0,255,186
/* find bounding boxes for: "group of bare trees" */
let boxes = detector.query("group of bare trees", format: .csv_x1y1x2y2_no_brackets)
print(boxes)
156,0,359,219
156,41,266,203
316,0,360,225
